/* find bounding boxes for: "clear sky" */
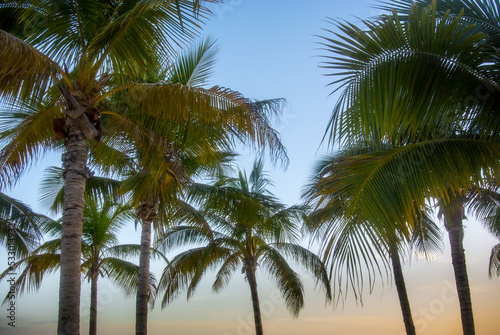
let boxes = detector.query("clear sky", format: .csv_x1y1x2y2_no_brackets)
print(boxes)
1,1,500,334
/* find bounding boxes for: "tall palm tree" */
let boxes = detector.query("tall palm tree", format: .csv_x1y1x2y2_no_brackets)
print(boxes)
0,2,287,333
0,2,211,333
317,2,500,334
0,199,156,335
304,150,442,335
156,159,331,335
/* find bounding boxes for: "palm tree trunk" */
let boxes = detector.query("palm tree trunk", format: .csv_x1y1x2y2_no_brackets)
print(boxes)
89,272,98,335
58,126,90,335
444,206,475,335
389,243,416,335
245,265,263,335
136,213,153,335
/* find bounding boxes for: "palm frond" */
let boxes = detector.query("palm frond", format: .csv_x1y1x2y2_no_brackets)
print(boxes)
157,244,231,307
0,98,63,188
259,246,305,318
101,257,156,299
0,192,54,255
0,29,61,102
211,251,241,293
306,138,500,229
0,252,60,303
269,242,332,302
168,35,218,87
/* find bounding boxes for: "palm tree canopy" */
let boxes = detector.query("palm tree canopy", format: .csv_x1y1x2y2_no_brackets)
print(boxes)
320,1,499,147
156,159,331,317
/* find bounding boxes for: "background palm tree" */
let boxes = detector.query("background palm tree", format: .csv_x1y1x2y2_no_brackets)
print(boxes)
317,2,500,334
156,159,331,335
304,148,443,335
0,198,157,335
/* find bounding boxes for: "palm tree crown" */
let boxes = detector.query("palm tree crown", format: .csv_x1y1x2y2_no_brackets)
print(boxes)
156,159,331,335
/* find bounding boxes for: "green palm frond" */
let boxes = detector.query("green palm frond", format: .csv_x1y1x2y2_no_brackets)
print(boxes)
307,138,500,229
0,252,60,303
0,98,64,188
410,211,443,256
157,244,232,307
379,0,500,46
306,206,390,305
259,245,305,318
156,226,213,252
211,251,241,293
0,29,61,102
0,192,55,255
269,242,332,302
105,244,168,263
88,0,211,76
101,257,156,299
168,35,218,86
120,84,288,166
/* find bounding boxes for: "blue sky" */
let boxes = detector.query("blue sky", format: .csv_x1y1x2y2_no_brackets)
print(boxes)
1,1,500,334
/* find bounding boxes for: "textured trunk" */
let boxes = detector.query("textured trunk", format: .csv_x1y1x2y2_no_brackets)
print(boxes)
444,203,475,335
245,265,263,335
58,126,89,335
136,200,157,335
389,243,416,335
89,272,98,335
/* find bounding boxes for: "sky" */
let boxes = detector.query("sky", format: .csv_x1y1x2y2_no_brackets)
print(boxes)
1,0,500,334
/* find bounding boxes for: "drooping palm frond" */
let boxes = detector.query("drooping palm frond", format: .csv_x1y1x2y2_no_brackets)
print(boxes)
0,192,54,256
307,138,500,230
269,242,332,301
100,257,157,300
0,96,64,188
211,251,241,293
259,245,305,318
410,211,443,256
305,205,390,305
118,84,289,166
157,244,233,307
0,29,62,102
0,251,61,302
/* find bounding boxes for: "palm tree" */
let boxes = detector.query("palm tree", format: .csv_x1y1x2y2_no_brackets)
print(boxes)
156,159,331,335
304,150,442,335
0,2,287,333
317,2,500,334
0,2,210,333
0,199,156,335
